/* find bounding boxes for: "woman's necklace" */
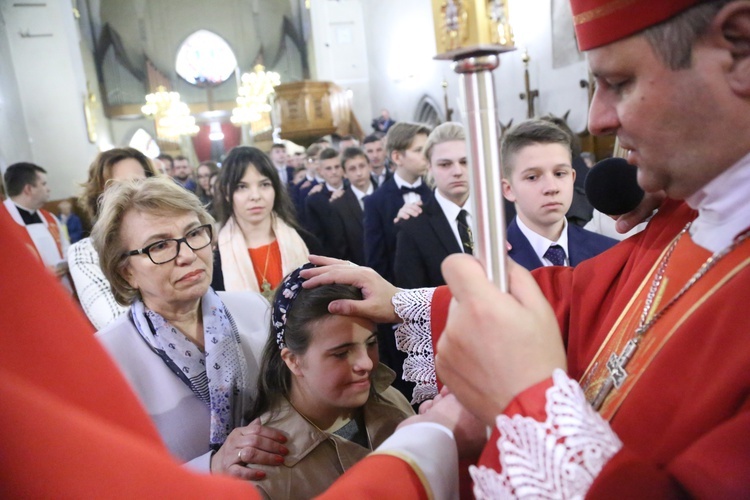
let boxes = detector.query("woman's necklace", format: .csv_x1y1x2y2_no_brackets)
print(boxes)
259,243,274,301
590,222,750,410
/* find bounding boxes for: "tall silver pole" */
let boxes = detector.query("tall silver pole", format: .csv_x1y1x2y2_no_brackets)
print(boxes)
453,55,508,292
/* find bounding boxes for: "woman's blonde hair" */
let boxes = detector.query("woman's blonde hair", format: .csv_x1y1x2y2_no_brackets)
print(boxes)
91,177,214,306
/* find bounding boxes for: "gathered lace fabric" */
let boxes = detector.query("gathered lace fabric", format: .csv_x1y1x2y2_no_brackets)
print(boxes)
470,369,623,499
392,287,438,404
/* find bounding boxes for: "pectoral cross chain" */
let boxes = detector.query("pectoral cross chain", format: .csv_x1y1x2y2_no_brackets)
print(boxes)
590,339,639,411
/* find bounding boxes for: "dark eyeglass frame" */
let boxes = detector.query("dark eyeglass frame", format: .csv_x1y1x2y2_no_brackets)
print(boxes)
124,223,213,265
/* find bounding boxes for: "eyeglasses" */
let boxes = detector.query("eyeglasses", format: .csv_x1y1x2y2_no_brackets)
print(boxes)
125,224,213,265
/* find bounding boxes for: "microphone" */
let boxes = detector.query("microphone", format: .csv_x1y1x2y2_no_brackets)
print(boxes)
584,157,644,215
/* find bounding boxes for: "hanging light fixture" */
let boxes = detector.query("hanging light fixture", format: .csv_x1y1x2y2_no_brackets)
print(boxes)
230,64,280,133
208,121,225,141
141,86,199,140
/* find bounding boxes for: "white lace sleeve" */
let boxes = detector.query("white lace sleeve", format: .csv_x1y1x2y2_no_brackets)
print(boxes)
392,287,438,405
470,369,623,499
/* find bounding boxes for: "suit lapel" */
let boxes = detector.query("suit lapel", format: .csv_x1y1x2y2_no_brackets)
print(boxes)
383,179,404,214
425,200,462,254
506,219,544,271
344,189,364,227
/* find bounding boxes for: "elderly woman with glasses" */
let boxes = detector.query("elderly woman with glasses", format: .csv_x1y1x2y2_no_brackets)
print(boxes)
92,177,287,479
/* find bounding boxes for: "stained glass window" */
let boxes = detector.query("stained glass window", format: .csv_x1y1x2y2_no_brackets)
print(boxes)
175,30,238,86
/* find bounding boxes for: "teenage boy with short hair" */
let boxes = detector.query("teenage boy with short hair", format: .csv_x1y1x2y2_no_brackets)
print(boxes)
362,134,391,187
364,122,432,282
269,143,295,188
501,119,616,270
331,147,376,265
394,122,472,289
304,147,345,256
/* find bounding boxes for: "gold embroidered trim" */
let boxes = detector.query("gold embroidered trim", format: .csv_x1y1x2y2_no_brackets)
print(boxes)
604,254,750,419
574,0,639,25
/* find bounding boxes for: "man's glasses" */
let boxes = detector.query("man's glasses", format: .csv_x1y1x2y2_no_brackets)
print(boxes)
125,224,213,265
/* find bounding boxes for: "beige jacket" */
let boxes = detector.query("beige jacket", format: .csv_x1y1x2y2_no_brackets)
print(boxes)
254,364,414,499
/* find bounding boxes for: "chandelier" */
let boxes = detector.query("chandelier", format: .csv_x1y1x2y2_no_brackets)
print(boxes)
141,86,199,140
230,64,280,133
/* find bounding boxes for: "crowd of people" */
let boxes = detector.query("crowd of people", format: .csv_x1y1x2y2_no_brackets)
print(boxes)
2,0,750,497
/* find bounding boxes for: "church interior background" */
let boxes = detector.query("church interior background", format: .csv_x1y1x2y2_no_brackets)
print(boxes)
0,0,612,208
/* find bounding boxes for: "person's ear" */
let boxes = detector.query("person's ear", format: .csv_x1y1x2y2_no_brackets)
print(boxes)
571,168,577,183
281,348,303,376
715,2,750,96
119,262,137,290
390,149,402,168
501,178,516,202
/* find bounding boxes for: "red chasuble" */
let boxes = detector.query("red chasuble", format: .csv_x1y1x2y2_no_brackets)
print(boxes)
431,199,750,498
0,208,430,498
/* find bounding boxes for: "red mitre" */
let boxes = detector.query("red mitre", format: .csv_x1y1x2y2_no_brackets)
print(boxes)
571,0,704,51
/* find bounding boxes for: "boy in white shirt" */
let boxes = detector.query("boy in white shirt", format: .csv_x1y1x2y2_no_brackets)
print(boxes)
501,119,617,270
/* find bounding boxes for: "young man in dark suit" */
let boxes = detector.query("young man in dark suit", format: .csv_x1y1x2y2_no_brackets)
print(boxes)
293,143,324,225
363,122,432,283
363,134,391,188
394,123,472,288
304,147,344,257
269,143,296,190
501,119,617,270
330,147,376,265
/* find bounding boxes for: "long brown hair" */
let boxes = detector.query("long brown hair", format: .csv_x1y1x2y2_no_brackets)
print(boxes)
216,146,298,227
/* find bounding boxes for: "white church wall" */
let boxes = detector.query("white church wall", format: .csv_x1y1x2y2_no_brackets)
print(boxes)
357,0,591,134
0,5,33,175
308,0,374,132
360,0,448,127
0,0,100,200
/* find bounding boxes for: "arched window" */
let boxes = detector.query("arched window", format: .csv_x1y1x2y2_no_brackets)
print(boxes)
129,128,160,158
175,30,238,86
414,95,444,128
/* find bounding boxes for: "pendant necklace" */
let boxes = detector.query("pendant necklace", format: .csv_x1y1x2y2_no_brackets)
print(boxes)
259,243,274,301
590,222,750,410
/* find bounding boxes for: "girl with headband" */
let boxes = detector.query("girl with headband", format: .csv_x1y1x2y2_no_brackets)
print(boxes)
246,264,414,499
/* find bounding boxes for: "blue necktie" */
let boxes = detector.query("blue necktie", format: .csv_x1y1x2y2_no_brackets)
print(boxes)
544,244,566,266
400,186,420,194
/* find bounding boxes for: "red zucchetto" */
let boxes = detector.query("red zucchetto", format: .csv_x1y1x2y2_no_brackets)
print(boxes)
571,0,704,51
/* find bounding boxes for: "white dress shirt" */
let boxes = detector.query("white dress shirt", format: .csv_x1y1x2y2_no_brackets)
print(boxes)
351,183,374,211
434,190,473,252
515,216,570,267
393,172,424,205
275,165,288,185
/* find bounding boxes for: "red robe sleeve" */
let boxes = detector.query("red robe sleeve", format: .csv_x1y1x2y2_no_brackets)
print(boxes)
0,208,436,498
430,285,453,392
0,208,260,498
319,455,429,499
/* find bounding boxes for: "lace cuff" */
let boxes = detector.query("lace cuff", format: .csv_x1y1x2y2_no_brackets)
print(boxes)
470,369,623,499
393,287,438,404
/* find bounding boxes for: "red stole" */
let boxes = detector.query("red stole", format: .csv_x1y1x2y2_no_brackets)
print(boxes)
580,231,749,420
40,209,64,258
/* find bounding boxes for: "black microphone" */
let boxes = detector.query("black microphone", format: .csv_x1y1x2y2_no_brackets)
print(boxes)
584,157,644,215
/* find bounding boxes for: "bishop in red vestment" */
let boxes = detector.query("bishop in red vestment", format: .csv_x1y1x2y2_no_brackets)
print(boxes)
301,0,750,497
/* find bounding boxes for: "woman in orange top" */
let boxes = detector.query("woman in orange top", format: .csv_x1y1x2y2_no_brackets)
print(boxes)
213,146,321,300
